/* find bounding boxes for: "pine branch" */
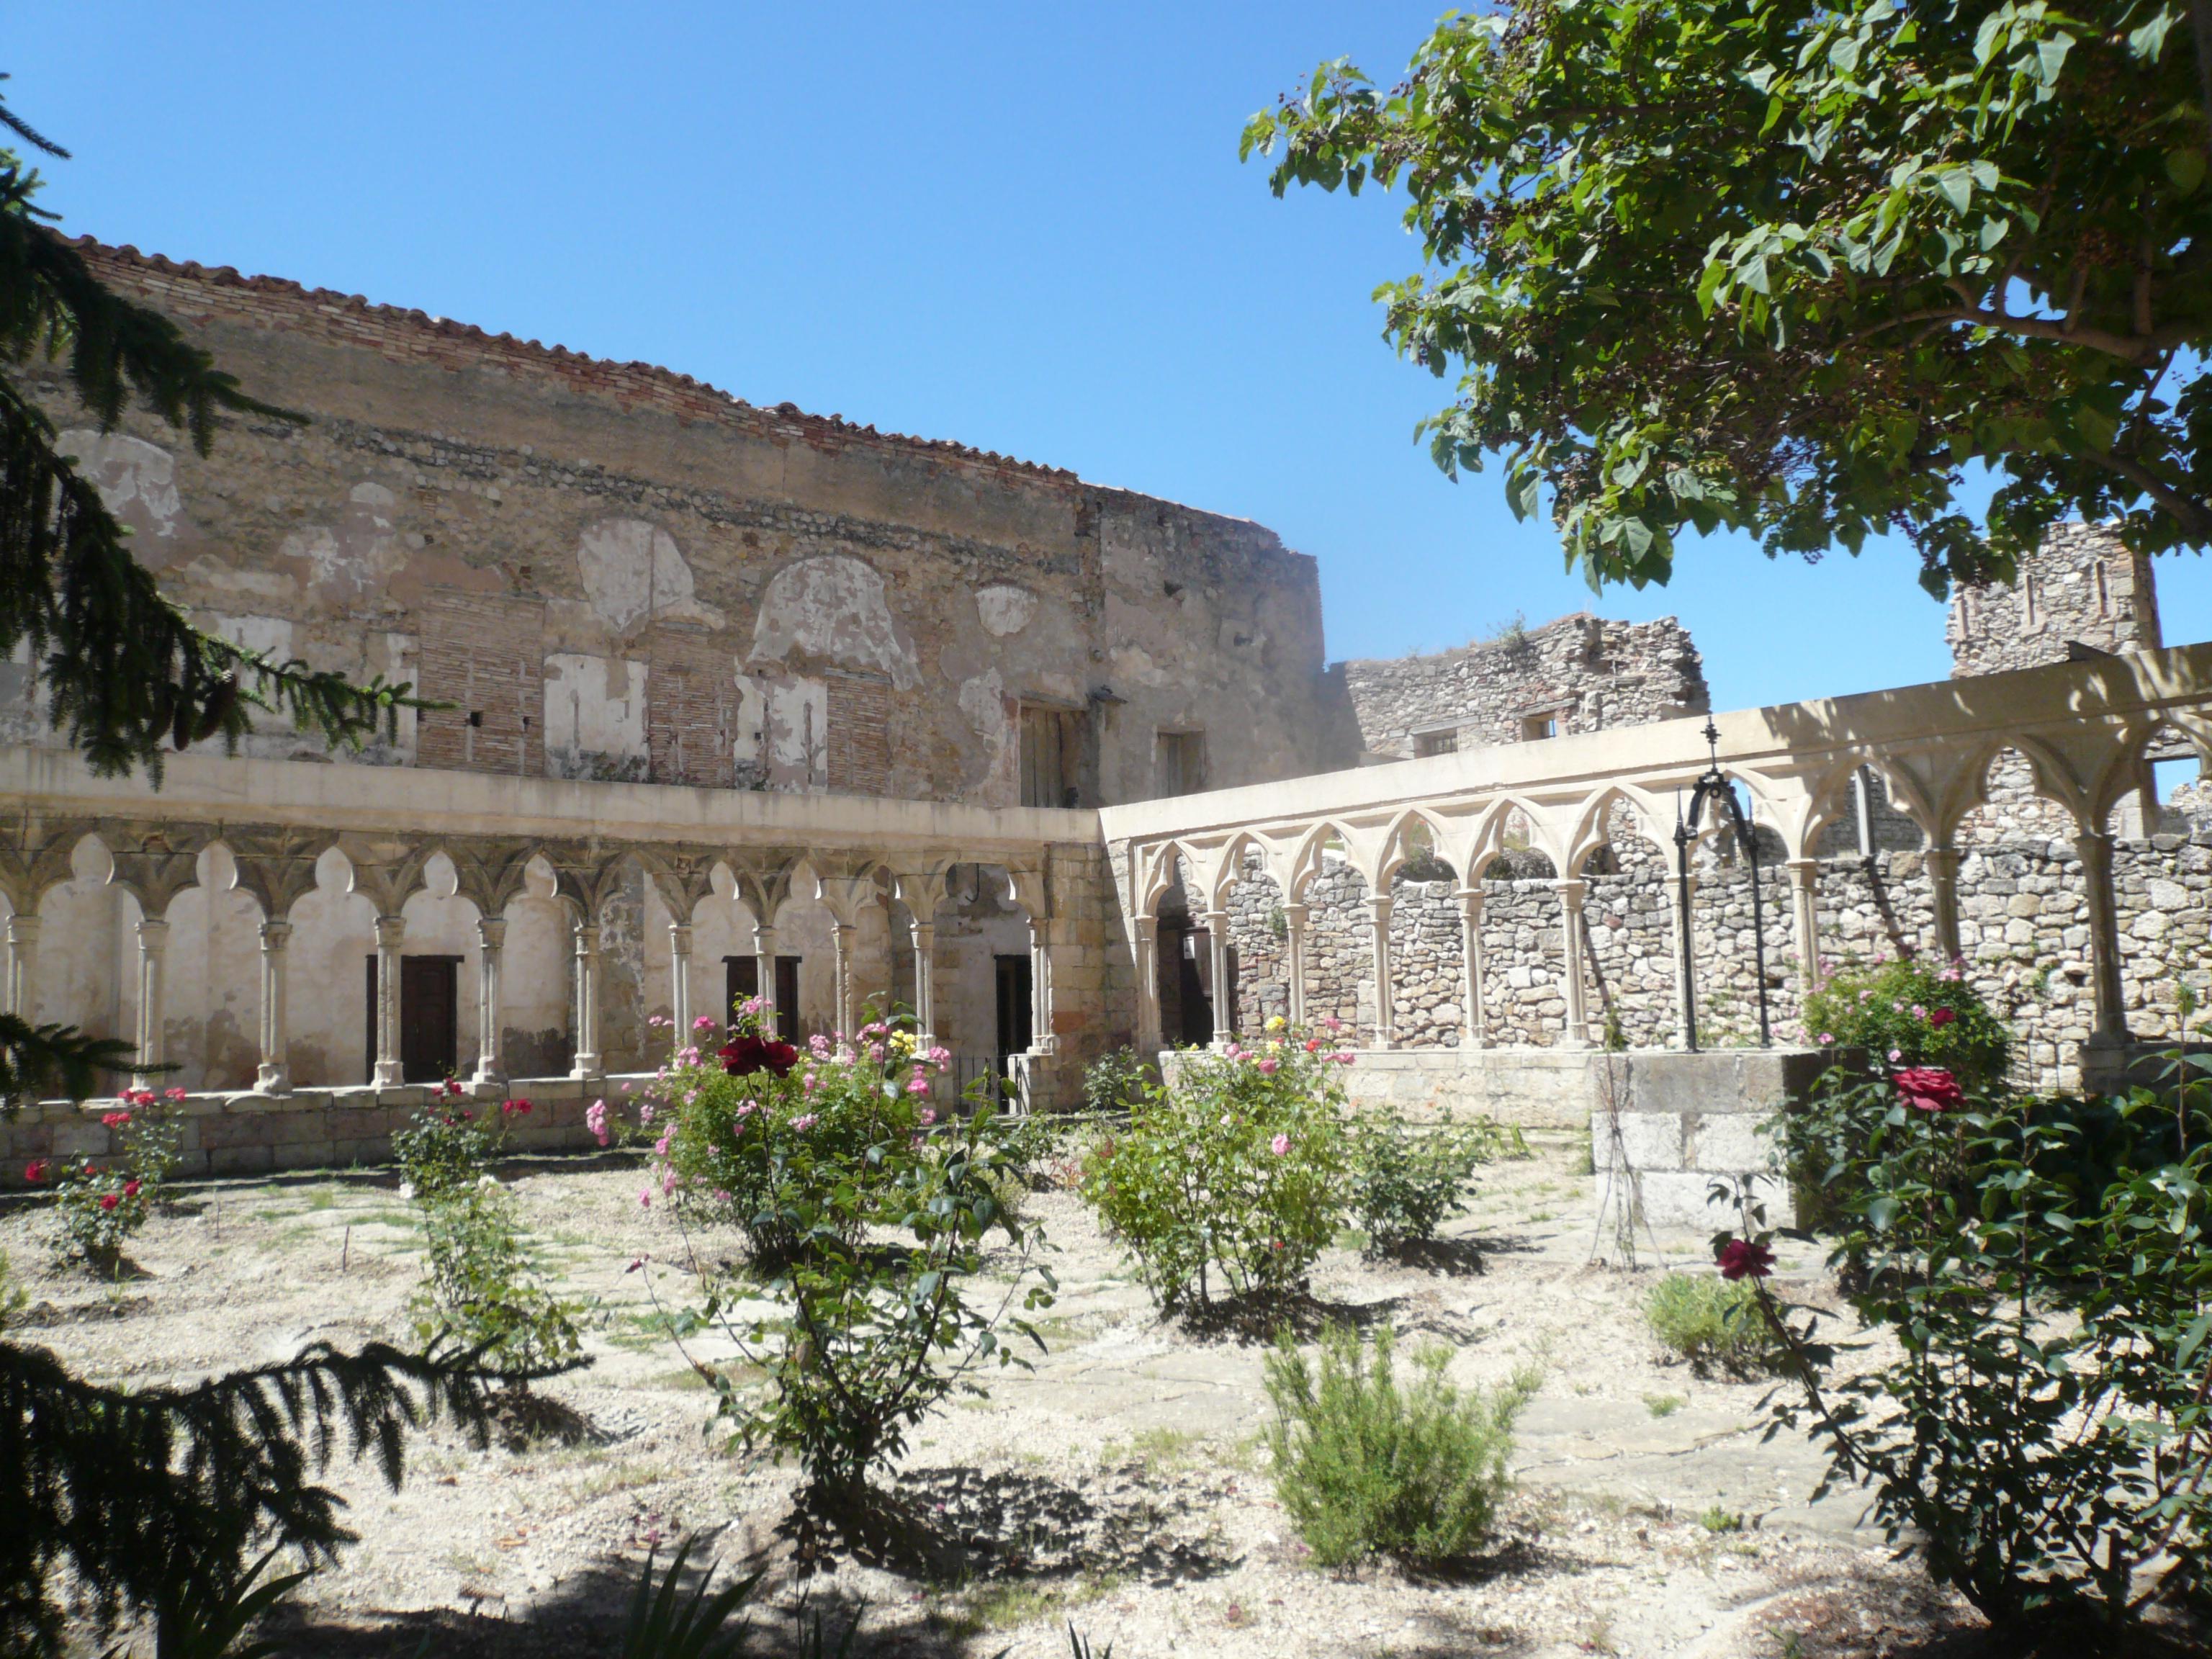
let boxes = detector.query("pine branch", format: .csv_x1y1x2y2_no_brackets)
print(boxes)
0,80,68,161
0,1339,583,1654
0,1013,136,1111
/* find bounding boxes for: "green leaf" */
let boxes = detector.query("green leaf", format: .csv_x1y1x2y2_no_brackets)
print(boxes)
2167,148,2206,195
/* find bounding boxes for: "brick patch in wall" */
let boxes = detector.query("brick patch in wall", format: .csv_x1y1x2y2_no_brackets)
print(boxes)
415,588,547,776
827,672,894,795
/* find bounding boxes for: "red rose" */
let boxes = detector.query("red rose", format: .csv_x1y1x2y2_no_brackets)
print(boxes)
1928,1007,1956,1029
24,1160,47,1183
1893,1066,1964,1113
101,1112,130,1129
99,1192,120,1212
502,1097,533,1115
122,1179,140,1198
1717,1238,1775,1280
719,1035,799,1078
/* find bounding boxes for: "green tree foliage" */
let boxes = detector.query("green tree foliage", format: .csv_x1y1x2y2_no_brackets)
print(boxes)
1244,1,2212,595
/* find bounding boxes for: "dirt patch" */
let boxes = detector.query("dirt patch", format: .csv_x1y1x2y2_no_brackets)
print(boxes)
5,1132,2004,1657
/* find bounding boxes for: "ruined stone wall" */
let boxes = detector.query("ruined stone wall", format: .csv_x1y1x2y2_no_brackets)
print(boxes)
6,243,1340,809
1340,613,1708,758
1947,521,2160,677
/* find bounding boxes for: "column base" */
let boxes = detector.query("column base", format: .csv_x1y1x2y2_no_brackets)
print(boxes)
372,1060,405,1087
253,1064,289,1094
570,1057,602,1081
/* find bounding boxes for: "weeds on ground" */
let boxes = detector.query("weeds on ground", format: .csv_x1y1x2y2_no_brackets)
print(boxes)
1645,1272,1784,1377
1264,1321,1537,1567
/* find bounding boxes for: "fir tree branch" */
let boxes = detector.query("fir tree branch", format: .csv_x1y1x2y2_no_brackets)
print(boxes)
0,1013,137,1112
0,1338,583,1653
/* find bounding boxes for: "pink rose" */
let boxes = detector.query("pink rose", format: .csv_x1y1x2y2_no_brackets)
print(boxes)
1269,1133,1291,1156
1893,1067,1964,1113
1256,1058,1279,1076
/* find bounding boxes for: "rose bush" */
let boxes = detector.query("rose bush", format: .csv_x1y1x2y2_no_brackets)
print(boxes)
1800,955,2010,1087
1722,1068,2212,1640
43,1087,184,1270
1080,1020,1353,1310
648,1003,1052,1516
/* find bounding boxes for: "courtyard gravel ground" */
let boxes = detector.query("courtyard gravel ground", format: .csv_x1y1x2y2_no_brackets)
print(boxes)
4,1130,2002,1658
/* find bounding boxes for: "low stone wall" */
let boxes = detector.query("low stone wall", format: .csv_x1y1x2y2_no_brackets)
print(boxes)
1,1074,643,1185
1594,1050,1830,1230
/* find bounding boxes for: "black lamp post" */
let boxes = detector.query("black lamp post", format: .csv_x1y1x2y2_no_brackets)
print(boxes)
1672,719,1773,1051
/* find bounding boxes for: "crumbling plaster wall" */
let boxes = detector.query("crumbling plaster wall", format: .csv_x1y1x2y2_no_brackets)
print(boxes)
8,244,1340,811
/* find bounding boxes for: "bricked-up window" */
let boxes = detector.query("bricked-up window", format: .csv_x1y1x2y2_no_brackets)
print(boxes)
1412,728,1459,758
1520,713,1559,741
415,590,546,777
827,673,894,796
1022,704,1082,807
1155,729,1205,797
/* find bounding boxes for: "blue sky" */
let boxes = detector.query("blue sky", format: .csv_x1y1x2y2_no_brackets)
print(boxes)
14,2,2211,713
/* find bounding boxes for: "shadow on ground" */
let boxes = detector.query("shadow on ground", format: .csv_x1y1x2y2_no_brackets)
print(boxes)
260,1462,1243,1658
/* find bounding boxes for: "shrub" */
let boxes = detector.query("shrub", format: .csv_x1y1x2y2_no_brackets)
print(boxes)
1729,1068,2212,1638
657,1010,1053,1515
1800,956,2009,1086
1349,1109,1524,1248
1079,1025,1352,1310
395,1096,580,1377
1082,1046,1151,1115
655,1001,925,1270
1264,1322,1536,1567
39,1087,186,1269
1643,1272,1783,1377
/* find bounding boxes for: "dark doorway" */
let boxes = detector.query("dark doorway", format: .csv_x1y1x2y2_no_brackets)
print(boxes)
1154,918,1215,1047
364,954,462,1084
994,953,1033,1065
724,955,801,1043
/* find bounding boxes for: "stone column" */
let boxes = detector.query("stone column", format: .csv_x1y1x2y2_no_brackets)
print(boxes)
1665,870,1697,1049
254,919,292,1093
372,914,405,1087
830,921,857,1040
1366,894,1395,1050
1201,909,1233,1046
1132,914,1161,1054
130,916,171,1092
4,911,40,1018
2076,830,2131,1041
472,917,505,1086
668,922,694,1043
1030,915,1058,1054
1786,857,1823,992
570,919,601,1078
907,913,938,1048
1927,843,1964,962
1554,878,1591,1049
1282,901,1310,1029
752,920,780,1027
1455,887,1487,1049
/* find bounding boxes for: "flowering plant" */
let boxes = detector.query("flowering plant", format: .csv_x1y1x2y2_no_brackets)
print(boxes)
1716,1071,2212,1637
1081,1020,1354,1310
1801,955,2010,1087
651,1000,946,1269
43,1092,183,1269
650,1002,1053,1514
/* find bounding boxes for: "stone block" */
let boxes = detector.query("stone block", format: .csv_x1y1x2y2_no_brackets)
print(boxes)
1689,1112,1779,1172
1639,1169,1794,1230
1591,1110,1682,1172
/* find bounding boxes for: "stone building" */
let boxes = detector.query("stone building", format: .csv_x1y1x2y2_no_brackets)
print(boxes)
8,239,2212,1192
1338,613,1708,760
0,241,1343,1103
